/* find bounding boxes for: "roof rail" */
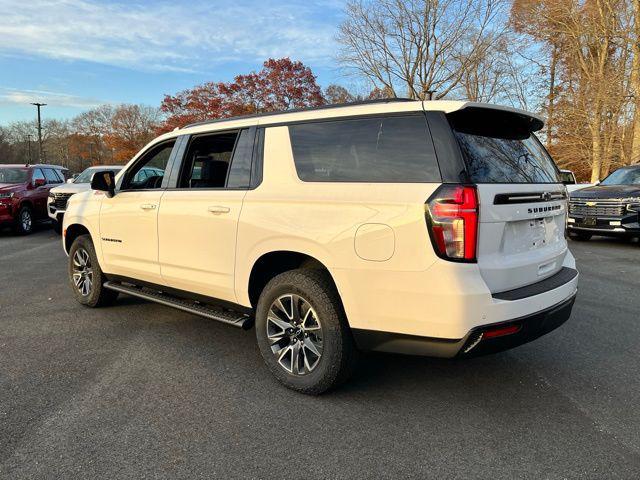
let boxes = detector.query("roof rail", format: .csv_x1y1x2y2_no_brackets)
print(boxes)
182,97,415,129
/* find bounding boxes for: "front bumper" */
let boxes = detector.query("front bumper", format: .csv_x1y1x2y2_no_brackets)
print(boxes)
0,202,16,226
47,200,65,222
353,293,576,358
568,210,640,236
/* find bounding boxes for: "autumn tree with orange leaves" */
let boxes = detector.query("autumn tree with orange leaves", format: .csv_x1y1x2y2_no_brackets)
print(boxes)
158,58,325,133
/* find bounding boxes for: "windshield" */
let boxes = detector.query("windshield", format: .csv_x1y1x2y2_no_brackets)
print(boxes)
558,171,575,184
600,168,640,186
0,168,28,183
74,167,121,184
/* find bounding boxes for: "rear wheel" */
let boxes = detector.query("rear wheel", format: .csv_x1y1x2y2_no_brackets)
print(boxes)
569,231,592,241
14,206,33,235
68,234,118,307
255,269,357,394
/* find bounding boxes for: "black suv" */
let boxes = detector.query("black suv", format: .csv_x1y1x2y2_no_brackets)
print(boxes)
568,165,640,240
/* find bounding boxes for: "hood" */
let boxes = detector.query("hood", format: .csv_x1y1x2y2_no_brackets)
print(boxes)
0,183,23,193
570,184,640,200
49,182,92,194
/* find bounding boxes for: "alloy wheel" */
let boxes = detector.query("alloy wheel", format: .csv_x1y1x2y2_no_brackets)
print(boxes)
267,294,323,375
72,248,94,296
21,210,32,232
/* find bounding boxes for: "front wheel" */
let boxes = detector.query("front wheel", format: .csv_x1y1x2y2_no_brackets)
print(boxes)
68,234,118,307
14,206,33,235
255,269,358,395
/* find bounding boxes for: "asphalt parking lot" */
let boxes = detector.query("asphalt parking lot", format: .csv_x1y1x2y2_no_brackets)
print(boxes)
1,227,639,479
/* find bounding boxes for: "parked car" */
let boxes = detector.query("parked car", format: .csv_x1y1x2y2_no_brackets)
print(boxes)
0,164,68,234
568,165,640,241
62,99,578,394
559,169,594,193
48,165,125,234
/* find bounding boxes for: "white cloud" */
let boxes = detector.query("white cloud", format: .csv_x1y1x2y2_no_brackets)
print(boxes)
0,87,104,108
0,0,342,72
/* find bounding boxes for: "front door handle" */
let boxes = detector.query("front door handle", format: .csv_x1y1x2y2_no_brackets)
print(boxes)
140,203,157,210
208,205,230,214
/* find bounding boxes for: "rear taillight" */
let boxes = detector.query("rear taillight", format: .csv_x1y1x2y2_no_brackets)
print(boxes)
425,185,478,262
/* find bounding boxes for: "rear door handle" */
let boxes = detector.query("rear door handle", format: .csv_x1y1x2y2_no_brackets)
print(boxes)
208,205,230,214
140,204,157,210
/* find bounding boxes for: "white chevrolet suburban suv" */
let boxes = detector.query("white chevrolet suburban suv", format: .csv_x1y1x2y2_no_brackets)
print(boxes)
62,99,578,394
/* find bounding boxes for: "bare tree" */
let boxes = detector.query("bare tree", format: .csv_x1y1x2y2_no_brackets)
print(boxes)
337,0,505,99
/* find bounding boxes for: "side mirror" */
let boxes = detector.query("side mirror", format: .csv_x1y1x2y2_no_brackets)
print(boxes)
34,178,46,188
91,170,116,197
67,178,74,184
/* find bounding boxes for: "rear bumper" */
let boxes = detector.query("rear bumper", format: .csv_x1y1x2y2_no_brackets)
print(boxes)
353,293,576,358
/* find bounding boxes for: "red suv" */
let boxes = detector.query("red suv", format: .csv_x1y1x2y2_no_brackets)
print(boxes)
0,164,69,234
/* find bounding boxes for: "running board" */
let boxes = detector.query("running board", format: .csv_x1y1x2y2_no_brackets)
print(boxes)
103,281,251,329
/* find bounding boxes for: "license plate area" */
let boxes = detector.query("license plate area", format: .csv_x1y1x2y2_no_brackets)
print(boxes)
502,215,563,254
583,217,597,226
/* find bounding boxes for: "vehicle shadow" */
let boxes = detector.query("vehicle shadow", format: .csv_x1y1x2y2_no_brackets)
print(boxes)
0,221,53,237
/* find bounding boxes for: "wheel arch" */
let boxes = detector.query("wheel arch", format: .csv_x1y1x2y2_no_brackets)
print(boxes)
18,199,34,211
64,223,92,254
246,250,344,312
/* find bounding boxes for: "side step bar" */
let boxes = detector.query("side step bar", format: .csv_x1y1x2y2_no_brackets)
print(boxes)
103,281,251,329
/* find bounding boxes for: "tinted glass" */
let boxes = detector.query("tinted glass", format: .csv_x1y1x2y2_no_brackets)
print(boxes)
122,142,174,190
454,132,559,184
32,169,45,182
600,168,640,185
43,168,62,184
289,115,440,182
0,168,28,183
179,131,238,188
227,129,253,188
558,171,575,184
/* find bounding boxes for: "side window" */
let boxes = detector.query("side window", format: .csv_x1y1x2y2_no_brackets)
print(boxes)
288,115,440,183
43,168,62,184
179,131,239,189
121,141,175,190
227,129,254,188
32,168,45,184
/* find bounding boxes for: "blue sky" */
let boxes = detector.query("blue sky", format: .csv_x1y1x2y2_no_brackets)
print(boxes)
0,0,350,125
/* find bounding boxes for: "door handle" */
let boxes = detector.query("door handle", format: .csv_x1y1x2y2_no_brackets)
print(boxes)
208,205,230,214
140,203,157,210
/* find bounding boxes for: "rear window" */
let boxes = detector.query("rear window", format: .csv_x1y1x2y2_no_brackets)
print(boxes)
449,108,560,184
289,115,440,183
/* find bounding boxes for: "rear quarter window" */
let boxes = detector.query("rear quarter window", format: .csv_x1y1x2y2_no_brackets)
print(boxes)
288,115,441,183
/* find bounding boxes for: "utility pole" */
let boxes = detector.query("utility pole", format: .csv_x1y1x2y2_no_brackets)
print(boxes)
26,134,33,164
31,102,46,161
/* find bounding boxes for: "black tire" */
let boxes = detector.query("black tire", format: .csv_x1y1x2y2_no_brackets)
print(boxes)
569,231,592,241
68,234,118,307
13,205,33,235
255,269,358,395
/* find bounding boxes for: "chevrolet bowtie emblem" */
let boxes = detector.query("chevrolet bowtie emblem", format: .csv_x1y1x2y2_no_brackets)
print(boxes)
586,201,597,206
